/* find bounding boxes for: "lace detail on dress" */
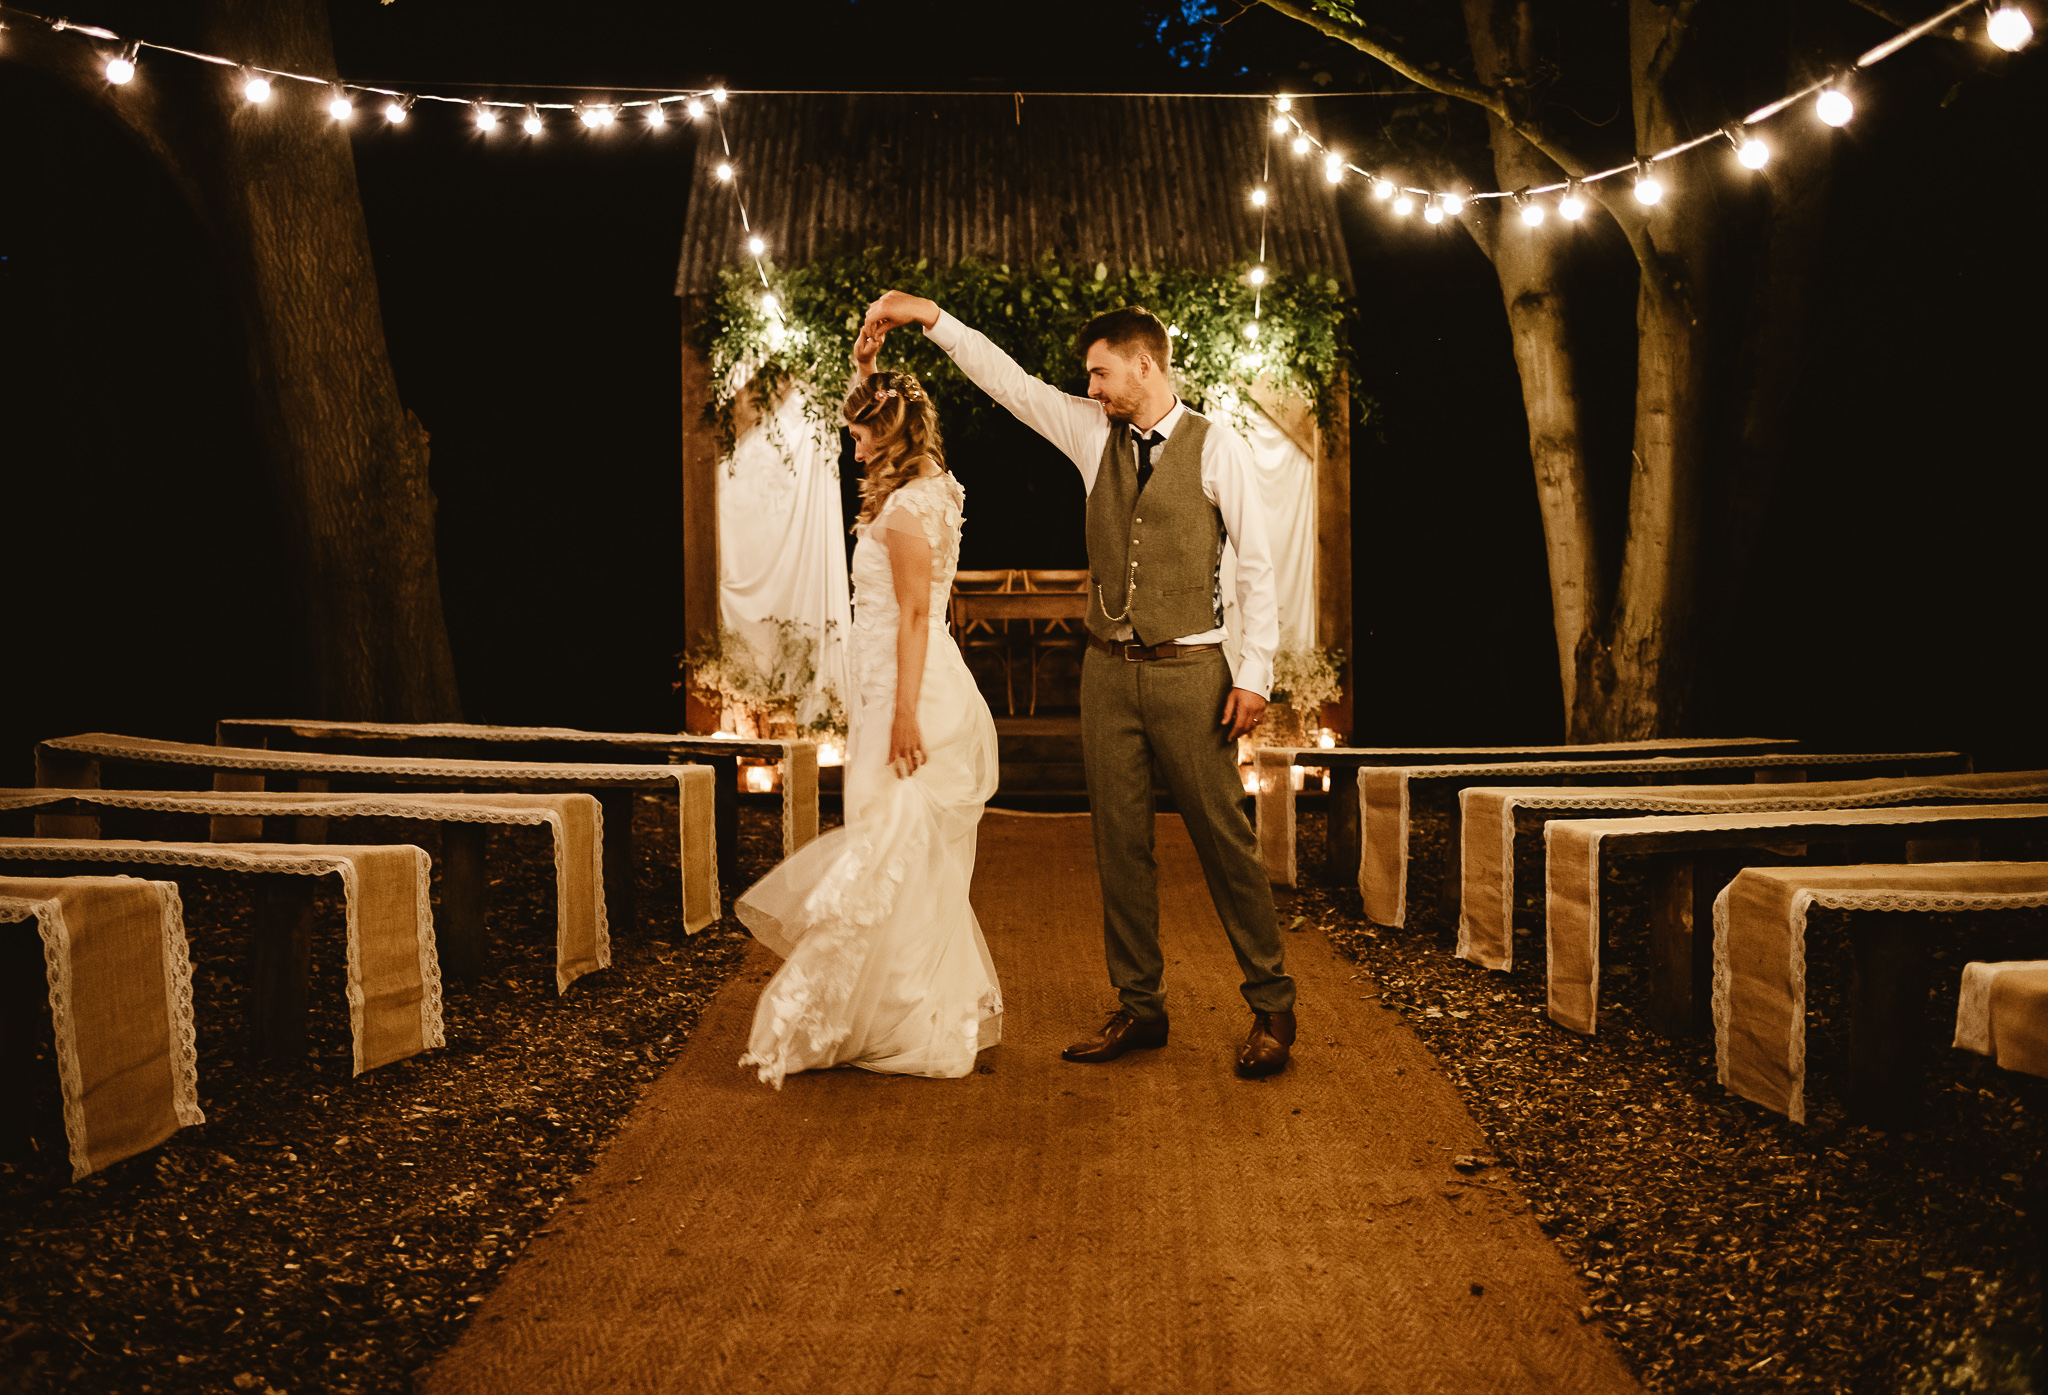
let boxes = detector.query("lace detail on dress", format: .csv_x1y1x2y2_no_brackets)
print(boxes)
849,474,967,712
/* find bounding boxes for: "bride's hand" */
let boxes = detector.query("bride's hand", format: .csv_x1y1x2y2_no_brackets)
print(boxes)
853,325,882,378
888,710,926,780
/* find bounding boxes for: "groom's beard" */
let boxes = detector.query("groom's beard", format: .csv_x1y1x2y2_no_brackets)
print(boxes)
1096,386,1147,425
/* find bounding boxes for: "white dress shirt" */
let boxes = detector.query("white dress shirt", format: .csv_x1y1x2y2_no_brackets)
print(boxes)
924,309,1280,698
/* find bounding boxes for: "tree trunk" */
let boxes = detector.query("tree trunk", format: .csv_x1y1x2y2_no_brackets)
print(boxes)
9,2,462,722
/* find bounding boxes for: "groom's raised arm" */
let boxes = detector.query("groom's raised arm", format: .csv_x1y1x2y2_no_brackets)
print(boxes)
861,292,1110,482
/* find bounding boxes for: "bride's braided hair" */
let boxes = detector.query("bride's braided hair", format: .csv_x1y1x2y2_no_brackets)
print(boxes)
844,369,946,529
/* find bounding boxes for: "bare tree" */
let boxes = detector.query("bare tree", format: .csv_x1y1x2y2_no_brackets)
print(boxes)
7,0,462,721
1257,0,1886,739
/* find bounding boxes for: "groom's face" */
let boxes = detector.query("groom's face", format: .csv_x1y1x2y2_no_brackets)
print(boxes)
1084,341,1153,423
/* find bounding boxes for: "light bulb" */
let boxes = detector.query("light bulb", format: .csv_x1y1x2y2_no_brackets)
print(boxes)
474,105,497,131
761,292,778,314
1395,194,1416,215
1243,321,1260,341
1423,201,1444,224
329,94,354,121
747,235,766,255
243,73,271,104
1250,187,1267,207
105,55,136,84
1441,193,1464,216
1326,163,1343,184
686,98,705,118
1521,200,1546,226
1292,136,1310,155
523,108,543,135
1737,136,1769,169
581,106,603,127
1559,190,1586,219
715,162,733,181
646,103,666,126
1271,116,1289,134
1372,178,1394,200
1989,5,2034,50
1634,174,1663,204
1248,265,1266,286
712,87,728,104
384,100,408,124
1816,88,1853,126
1276,96,1292,112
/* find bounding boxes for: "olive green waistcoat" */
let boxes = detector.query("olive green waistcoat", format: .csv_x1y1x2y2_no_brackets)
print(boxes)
1085,411,1223,646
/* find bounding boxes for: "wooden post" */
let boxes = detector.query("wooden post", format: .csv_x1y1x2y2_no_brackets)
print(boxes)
1848,913,1933,1128
707,756,741,890
251,876,316,1062
1325,764,1361,888
1646,851,1737,1036
32,745,100,839
210,721,269,842
1438,790,1464,923
1316,375,1353,739
597,789,639,937
438,823,488,979
679,297,724,736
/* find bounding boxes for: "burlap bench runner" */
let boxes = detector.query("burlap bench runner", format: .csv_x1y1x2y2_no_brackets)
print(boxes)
1,876,202,1180
1709,863,2048,1122
214,718,818,872
1955,959,2048,1081
1359,750,1966,928
0,789,616,991
1251,736,1796,888
1545,803,2048,1038
34,734,718,936
0,838,441,1074
1457,770,2048,972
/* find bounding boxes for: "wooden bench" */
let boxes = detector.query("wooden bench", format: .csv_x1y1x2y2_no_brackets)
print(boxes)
1455,769,2048,971
0,788,625,989
1355,750,1969,926
1708,862,2048,1126
1252,736,1799,888
1,875,202,1180
35,733,720,938
1544,803,2048,1039
0,838,442,1073
212,718,815,891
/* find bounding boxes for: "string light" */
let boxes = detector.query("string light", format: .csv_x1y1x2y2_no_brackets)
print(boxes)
1248,265,1267,285
104,45,137,84
1519,197,1546,226
712,87,728,104
1271,114,1290,134
1325,157,1343,184
328,88,353,121
473,102,497,131
1558,182,1586,219
1423,197,1444,224
686,98,705,118
1292,135,1310,154
1250,187,1267,207
646,101,666,126
1392,193,1414,215
715,161,733,182
1634,164,1664,204
1276,96,1292,112
747,235,766,255
1441,193,1465,216
384,96,412,125
523,105,544,135
1736,132,1770,168
1243,321,1260,341
1989,5,2034,49
1816,87,1854,126
761,292,779,315
1372,178,1394,200
241,68,272,104
580,103,616,127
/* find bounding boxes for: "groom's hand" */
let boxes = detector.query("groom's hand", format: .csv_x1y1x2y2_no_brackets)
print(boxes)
861,290,941,347
1221,688,1267,743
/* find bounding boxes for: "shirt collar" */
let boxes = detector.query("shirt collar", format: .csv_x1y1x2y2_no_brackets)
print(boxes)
1138,397,1186,441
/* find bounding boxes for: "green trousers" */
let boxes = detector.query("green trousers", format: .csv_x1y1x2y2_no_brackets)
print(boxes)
1079,646,1296,1022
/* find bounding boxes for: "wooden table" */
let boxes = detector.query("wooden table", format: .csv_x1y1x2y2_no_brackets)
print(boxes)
950,591,1090,629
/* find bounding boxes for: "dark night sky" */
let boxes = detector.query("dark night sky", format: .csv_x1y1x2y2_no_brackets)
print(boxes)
2,0,2043,783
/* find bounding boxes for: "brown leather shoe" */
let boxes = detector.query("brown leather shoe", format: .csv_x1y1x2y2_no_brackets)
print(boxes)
1236,1009,1296,1078
1061,1008,1168,1063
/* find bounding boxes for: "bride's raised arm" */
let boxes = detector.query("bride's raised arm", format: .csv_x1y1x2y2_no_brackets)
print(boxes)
852,322,883,389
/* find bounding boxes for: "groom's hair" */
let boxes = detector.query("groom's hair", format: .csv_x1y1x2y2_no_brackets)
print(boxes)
1074,306,1170,371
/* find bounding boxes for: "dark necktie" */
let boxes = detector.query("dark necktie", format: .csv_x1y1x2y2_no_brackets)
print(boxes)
1134,430,1164,493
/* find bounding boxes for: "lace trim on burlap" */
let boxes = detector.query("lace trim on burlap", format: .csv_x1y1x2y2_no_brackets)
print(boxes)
2,895,93,1179
155,881,204,1131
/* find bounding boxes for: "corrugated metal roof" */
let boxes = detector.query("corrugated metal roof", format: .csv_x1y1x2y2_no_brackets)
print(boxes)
674,94,1352,297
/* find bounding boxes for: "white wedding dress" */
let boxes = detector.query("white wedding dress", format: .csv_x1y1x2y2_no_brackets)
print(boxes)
737,472,1002,1087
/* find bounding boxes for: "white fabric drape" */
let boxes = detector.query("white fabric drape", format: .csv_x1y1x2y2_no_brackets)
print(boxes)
717,384,854,729
1208,389,1318,669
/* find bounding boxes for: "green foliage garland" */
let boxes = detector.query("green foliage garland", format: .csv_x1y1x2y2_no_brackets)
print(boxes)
693,248,1353,453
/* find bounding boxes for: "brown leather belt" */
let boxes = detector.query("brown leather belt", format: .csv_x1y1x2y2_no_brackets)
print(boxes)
1087,635,1224,663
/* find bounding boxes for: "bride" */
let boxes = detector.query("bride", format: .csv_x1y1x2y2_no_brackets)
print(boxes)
736,335,1002,1088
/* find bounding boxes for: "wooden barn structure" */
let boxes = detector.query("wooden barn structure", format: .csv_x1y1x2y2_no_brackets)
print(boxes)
674,93,1356,731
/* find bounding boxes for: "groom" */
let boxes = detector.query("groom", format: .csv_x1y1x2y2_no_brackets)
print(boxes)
859,292,1297,1077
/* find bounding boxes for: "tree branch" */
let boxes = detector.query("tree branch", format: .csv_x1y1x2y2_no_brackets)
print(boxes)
1255,0,1605,184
